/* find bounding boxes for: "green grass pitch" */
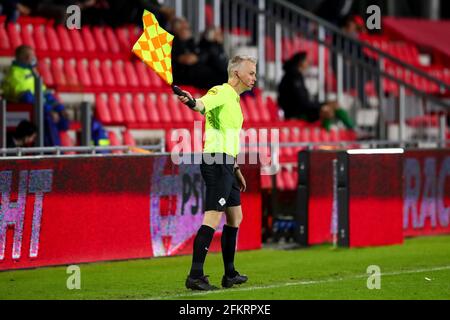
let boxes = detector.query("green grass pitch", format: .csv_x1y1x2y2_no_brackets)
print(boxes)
1,235,449,300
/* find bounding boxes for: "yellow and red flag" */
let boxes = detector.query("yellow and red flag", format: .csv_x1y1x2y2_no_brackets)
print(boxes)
132,10,174,85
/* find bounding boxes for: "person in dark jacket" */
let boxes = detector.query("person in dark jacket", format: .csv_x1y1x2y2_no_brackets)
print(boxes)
171,18,227,89
277,51,355,131
6,120,37,148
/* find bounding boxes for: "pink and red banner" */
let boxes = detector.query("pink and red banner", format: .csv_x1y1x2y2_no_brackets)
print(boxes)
0,155,261,271
403,150,450,237
306,149,449,245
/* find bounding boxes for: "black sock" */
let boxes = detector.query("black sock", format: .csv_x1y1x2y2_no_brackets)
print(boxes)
189,225,215,278
221,224,239,277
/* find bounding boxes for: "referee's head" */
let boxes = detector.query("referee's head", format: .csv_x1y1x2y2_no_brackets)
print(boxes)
228,55,257,92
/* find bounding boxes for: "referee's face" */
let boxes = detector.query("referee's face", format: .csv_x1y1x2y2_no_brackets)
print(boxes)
239,61,257,90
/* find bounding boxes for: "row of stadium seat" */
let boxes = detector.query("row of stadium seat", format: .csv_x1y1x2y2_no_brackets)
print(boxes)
37,55,448,97
38,58,164,92
260,167,299,190
360,34,421,66
364,65,450,96
94,92,279,127
0,17,140,59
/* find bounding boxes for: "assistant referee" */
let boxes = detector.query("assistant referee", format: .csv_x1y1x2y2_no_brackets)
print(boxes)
175,55,257,291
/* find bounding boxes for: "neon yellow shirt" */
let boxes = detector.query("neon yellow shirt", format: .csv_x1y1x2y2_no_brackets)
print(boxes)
198,83,243,158
1,63,47,102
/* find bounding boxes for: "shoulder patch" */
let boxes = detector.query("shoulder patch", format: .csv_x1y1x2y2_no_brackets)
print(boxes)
207,88,219,95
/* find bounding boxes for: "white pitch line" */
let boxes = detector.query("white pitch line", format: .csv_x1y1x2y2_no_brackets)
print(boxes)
146,265,450,300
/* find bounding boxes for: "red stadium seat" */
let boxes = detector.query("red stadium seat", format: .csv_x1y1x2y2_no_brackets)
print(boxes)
282,169,297,190
167,94,183,123
282,37,295,61
265,96,280,121
56,25,74,52
276,171,285,190
33,25,49,52
59,131,76,155
37,59,54,87
67,28,85,54
243,95,260,123
107,131,123,154
148,68,163,88
45,25,61,52
132,94,149,123
104,27,121,54
116,27,129,52
0,24,11,52
76,59,92,87
112,60,127,87
240,98,250,122
81,27,96,53
101,60,116,87
108,94,124,124
178,99,195,122
127,25,141,48
95,94,112,124
319,128,331,142
124,61,139,88
156,94,172,123
63,59,80,88
92,27,109,53
51,58,67,87
59,131,75,147
123,130,136,146
120,94,137,124
89,60,103,87
255,92,271,123
7,23,22,49
265,36,275,62
279,127,294,160
21,24,35,48
144,94,161,123
299,127,311,142
135,61,152,88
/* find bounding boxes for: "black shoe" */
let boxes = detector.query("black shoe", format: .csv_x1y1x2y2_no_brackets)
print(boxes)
221,272,248,288
185,275,218,291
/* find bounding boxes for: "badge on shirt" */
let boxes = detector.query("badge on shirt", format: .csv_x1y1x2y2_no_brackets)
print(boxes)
207,88,218,95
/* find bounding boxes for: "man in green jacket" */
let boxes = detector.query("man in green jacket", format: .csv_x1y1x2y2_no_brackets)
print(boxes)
2,45,69,146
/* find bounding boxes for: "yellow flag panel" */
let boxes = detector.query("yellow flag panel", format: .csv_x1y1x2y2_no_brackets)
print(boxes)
132,10,174,85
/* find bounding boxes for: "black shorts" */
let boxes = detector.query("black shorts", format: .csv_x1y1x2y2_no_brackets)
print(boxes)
200,153,241,212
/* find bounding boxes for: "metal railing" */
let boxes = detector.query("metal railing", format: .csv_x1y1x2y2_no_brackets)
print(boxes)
0,144,165,158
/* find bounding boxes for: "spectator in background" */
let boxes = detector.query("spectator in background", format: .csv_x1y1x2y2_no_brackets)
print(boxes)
171,17,228,89
1,0,21,23
2,0,103,25
331,15,379,103
278,51,355,131
91,117,110,147
102,0,175,28
198,27,229,83
6,120,37,148
2,0,68,25
315,0,355,27
1,45,70,146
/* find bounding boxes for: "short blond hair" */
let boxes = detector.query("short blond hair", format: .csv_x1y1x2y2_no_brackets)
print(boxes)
227,55,257,76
